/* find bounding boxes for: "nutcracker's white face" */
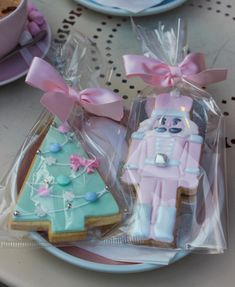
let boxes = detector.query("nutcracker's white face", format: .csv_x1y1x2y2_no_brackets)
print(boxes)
138,113,199,137
153,115,186,135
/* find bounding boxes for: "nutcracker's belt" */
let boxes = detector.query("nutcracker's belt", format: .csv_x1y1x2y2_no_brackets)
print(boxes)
144,158,180,167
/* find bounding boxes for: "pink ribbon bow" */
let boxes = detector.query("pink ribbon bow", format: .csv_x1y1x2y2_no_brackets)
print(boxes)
123,53,227,87
70,155,99,174
26,57,123,122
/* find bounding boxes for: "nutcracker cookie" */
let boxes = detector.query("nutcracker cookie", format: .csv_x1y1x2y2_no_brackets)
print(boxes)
122,93,203,246
10,119,121,243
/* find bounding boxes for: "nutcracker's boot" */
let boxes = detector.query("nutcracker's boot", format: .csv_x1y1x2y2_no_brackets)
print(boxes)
153,206,177,243
131,203,151,239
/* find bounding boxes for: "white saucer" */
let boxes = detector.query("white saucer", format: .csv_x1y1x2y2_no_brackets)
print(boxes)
0,21,51,86
74,0,187,16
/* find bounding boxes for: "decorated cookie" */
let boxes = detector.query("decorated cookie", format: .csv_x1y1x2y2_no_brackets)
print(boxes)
10,119,121,243
122,93,203,246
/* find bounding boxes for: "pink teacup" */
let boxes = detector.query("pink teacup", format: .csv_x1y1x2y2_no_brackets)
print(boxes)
0,0,28,58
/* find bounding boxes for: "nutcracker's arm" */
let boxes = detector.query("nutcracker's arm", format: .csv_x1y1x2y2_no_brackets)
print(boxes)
180,134,203,190
185,135,203,173
129,131,145,151
121,132,146,185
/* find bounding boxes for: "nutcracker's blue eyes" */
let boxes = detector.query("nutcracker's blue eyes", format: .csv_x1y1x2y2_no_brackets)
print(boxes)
173,118,181,125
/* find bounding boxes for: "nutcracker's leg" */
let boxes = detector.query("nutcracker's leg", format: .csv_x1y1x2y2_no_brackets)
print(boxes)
130,177,156,239
151,180,162,224
153,180,178,243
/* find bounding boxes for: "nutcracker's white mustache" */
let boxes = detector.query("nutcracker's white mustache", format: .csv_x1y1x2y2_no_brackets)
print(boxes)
169,128,182,134
155,127,182,134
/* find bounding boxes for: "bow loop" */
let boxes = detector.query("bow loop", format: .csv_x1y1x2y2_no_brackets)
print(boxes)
26,57,68,93
179,53,205,76
26,57,123,122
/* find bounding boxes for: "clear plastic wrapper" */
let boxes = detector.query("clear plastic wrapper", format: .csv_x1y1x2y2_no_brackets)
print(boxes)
117,19,228,254
0,32,130,247
0,19,228,266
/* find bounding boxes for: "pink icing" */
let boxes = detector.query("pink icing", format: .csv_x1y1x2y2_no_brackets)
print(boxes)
58,122,71,134
37,186,50,197
70,155,99,173
85,159,100,174
70,155,83,172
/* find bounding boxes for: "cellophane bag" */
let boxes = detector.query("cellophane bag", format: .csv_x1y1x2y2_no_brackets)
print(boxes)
116,19,228,254
0,32,130,247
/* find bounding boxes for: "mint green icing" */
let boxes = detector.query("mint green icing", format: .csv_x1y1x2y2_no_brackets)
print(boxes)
13,120,120,234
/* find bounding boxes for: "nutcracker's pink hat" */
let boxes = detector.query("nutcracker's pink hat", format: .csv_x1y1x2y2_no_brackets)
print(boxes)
149,93,193,118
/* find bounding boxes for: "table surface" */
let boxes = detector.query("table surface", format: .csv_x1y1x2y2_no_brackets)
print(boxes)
0,0,235,286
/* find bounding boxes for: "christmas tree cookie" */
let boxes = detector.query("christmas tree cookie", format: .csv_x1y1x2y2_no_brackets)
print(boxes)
10,119,121,243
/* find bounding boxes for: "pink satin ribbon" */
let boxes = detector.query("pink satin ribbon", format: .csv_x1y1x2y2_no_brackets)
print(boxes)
123,53,227,87
26,57,123,122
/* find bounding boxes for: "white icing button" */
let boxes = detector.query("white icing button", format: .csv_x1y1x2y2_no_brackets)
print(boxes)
45,156,57,166
64,192,75,202
35,205,47,217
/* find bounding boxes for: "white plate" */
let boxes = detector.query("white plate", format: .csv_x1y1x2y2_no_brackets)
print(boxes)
31,232,188,273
